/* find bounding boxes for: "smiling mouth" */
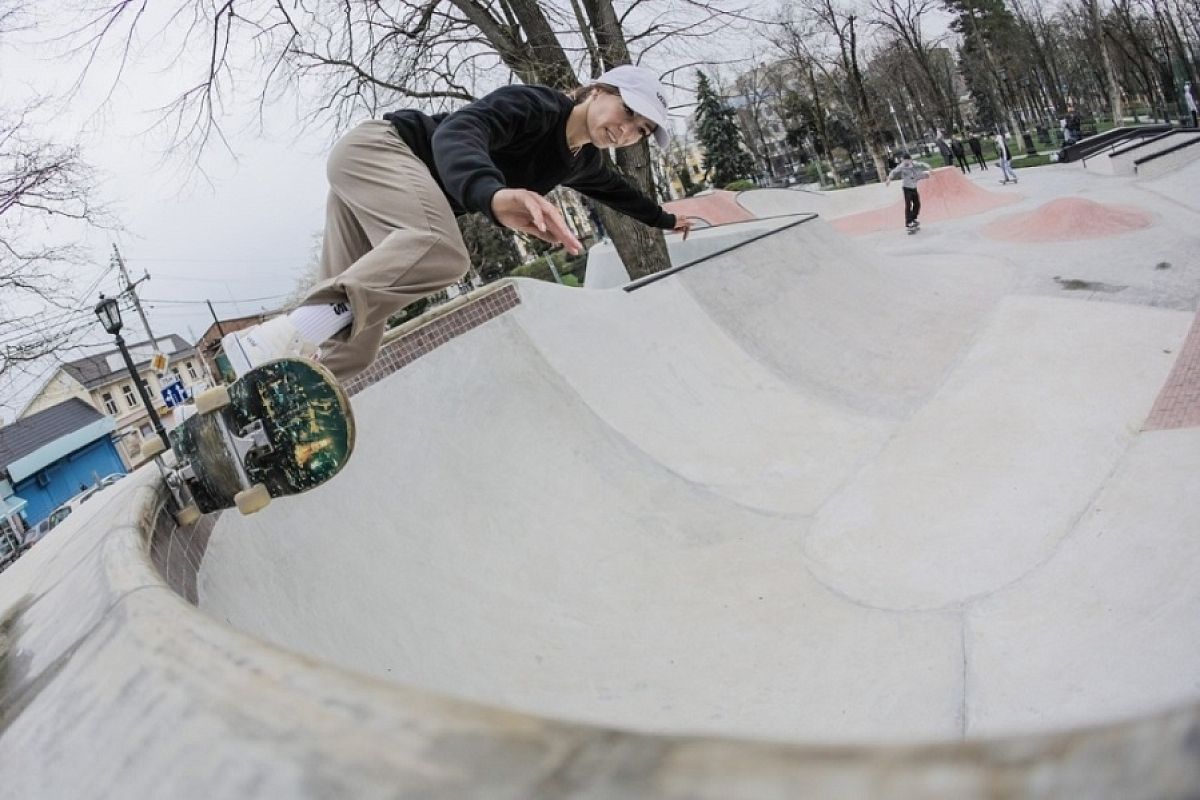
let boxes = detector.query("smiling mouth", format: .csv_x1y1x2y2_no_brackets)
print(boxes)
606,128,617,145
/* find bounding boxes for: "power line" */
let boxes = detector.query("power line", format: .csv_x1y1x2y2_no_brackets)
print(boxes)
122,257,302,263
143,274,299,284
142,294,290,305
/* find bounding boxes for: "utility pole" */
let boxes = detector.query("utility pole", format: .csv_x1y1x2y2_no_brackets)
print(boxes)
112,244,158,350
206,300,225,336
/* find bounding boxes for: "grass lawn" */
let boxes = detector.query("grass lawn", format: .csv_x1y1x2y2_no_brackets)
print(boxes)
1013,153,1056,169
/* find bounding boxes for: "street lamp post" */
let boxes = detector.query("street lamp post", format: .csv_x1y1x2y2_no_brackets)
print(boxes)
94,294,171,451
889,100,908,153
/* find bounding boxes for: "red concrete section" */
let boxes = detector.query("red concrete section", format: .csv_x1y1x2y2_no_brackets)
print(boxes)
1144,311,1200,431
831,168,1020,235
983,198,1154,242
664,190,755,226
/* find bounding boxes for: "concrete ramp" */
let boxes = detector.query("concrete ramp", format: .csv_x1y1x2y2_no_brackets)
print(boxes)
738,183,894,219
196,218,1200,748
832,168,1020,235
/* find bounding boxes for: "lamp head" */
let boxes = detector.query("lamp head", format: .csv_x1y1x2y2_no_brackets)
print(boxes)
94,294,123,335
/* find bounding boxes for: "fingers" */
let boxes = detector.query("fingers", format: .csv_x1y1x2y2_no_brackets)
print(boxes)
521,194,548,234
494,189,583,255
673,217,693,241
522,193,582,255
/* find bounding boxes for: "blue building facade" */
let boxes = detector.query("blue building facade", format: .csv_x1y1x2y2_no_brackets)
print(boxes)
0,399,127,527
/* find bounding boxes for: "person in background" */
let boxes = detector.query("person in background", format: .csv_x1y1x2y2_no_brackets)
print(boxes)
995,132,1018,184
950,135,971,173
935,133,954,168
968,133,988,170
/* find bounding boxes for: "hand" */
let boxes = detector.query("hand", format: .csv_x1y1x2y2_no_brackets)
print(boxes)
490,189,582,255
672,216,694,241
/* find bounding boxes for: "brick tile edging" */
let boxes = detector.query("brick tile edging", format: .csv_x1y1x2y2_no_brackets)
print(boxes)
342,283,521,398
1144,309,1200,431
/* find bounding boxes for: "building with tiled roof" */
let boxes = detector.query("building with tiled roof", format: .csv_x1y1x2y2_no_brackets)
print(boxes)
22,335,212,466
0,397,126,528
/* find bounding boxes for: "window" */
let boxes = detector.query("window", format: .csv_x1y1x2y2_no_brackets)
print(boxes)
101,392,118,415
122,385,136,407
186,361,198,380
171,366,182,382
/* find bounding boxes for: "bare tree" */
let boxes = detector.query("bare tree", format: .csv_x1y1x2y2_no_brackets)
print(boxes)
1087,0,1127,123
768,18,842,185
0,0,114,391
869,0,957,130
775,0,890,182
62,0,753,280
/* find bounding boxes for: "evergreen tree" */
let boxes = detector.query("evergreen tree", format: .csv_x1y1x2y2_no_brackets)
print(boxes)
694,71,756,187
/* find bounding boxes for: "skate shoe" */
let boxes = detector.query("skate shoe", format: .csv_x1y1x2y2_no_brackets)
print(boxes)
221,315,316,378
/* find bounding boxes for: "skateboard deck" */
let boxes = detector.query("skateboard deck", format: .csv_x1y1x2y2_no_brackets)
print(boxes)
169,358,355,514
907,222,921,235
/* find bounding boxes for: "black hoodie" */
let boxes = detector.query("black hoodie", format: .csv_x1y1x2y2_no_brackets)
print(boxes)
384,85,675,229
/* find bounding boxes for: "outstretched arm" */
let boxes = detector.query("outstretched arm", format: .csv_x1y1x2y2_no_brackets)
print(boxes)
490,189,583,255
566,151,677,231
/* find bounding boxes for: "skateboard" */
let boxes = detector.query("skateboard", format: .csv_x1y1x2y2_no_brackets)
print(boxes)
150,358,355,523
907,221,921,235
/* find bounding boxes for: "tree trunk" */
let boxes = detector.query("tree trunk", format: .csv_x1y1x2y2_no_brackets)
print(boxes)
600,141,671,279
844,16,889,181
577,0,670,278
1089,0,1125,125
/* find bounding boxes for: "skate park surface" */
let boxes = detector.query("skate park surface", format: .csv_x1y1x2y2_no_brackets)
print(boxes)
3,155,1200,797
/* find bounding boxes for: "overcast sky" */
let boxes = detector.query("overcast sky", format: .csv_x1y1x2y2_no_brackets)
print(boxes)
0,4,335,417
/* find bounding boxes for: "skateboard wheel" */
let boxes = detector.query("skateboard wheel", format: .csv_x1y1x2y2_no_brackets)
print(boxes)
141,437,167,458
195,386,231,415
234,484,271,515
175,504,202,526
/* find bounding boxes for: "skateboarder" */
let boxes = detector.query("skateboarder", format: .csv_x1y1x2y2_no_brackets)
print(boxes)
884,152,932,232
995,133,1018,184
222,65,693,381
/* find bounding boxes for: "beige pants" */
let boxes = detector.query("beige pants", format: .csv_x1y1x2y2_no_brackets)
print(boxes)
304,120,470,380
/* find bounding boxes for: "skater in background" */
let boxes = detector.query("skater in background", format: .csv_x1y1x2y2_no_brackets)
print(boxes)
1185,83,1198,128
995,132,1018,184
884,152,932,232
221,64,692,381
968,133,988,170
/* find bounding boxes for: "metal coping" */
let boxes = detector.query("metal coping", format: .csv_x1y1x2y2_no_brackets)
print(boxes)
1134,129,1200,166
1107,129,1187,158
1071,124,1171,163
623,213,819,293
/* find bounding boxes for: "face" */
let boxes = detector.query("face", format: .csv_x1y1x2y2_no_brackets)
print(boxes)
585,89,657,149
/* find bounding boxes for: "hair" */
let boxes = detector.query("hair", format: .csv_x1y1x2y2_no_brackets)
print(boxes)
568,83,618,105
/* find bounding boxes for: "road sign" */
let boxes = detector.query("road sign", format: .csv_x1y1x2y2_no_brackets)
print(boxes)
160,379,190,408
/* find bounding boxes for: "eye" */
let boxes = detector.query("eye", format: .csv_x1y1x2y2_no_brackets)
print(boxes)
623,103,634,117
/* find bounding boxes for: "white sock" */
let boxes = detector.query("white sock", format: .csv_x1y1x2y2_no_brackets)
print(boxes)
289,302,354,346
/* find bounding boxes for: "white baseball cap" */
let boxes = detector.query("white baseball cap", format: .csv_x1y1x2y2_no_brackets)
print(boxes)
588,65,671,148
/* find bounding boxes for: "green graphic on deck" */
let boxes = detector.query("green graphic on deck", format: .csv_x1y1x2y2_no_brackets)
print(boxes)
170,358,355,514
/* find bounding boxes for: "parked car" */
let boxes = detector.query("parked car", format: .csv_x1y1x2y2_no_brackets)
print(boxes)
22,473,127,550
22,516,56,548
0,528,24,572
